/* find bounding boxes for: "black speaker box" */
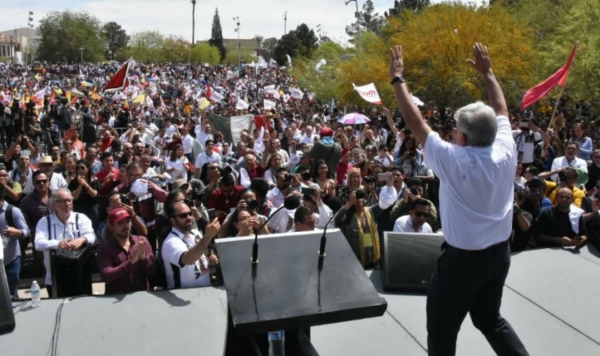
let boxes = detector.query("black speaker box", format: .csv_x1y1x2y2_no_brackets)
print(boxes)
381,232,445,292
0,261,16,335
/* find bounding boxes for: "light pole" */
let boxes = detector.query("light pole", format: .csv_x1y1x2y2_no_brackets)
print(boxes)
80,47,84,64
344,0,361,53
233,16,241,68
284,11,287,35
26,10,34,67
191,0,196,46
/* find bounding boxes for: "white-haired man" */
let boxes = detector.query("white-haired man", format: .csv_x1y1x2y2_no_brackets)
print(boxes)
34,188,96,296
389,43,528,355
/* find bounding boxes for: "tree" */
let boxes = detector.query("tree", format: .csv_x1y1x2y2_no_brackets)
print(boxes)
273,24,318,65
261,37,278,61
385,0,431,17
161,35,190,63
37,10,105,63
208,8,226,61
124,30,165,62
190,43,221,65
102,21,129,60
346,0,386,47
338,3,536,112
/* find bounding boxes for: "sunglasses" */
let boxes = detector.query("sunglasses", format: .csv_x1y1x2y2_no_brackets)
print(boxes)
176,212,193,219
414,211,430,218
34,179,48,185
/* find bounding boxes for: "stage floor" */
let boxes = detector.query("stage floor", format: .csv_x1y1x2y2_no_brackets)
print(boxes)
312,245,600,356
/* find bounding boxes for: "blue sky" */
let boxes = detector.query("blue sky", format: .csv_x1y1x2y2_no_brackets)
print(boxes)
2,0,485,44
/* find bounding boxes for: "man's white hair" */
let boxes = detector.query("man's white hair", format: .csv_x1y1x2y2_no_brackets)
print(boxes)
454,101,497,147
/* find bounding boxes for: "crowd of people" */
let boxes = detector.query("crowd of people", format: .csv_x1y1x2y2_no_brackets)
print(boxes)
0,54,598,300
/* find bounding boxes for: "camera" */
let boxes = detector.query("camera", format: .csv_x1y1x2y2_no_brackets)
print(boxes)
284,174,293,182
302,172,312,181
224,157,238,165
246,199,259,210
191,187,205,201
355,190,365,200
409,187,419,195
364,176,374,185
120,194,131,205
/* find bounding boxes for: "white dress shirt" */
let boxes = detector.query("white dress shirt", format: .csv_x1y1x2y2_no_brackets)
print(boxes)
194,151,222,176
378,183,406,210
181,134,194,155
423,115,515,250
393,214,432,233
549,156,588,181
34,212,96,286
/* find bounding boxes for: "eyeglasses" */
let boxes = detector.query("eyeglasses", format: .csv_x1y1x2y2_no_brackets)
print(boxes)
77,166,86,170
55,198,73,204
414,211,430,218
34,179,48,185
176,212,193,219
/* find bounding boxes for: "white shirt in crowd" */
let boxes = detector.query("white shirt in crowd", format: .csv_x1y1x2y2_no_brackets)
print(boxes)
393,215,433,233
196,130,213,147
300,134,316,145
23,172,68,195
34,212,96,286
549,155,588,181
512,129,542,164
378,183,407,210
165,124,177,137
195,151,222,177
165,156,189,183
162,227,210,290
181,134,194,155
424,115,515,250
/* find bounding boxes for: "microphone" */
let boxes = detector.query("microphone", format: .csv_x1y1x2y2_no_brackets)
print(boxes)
251,195,301,263
318,205,344,257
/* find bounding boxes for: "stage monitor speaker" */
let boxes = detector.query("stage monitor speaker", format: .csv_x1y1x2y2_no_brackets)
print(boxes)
0,261,16,335
381,232,445,292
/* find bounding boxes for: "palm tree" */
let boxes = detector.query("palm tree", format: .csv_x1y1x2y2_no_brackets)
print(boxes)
191,0,196,45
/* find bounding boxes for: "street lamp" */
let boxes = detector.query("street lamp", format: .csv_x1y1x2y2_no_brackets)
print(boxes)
26,10,34,67
345,0,361,53
233,16,241,68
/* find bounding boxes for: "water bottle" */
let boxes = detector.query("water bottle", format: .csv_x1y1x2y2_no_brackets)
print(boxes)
268,330,285,356
31,281,41,308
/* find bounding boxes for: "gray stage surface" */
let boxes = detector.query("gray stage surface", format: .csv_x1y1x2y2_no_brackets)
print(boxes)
312,246,600,356
2,247,600,355
0,287,229,355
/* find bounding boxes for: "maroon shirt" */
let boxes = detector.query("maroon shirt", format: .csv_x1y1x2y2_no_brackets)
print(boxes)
97,235,157,295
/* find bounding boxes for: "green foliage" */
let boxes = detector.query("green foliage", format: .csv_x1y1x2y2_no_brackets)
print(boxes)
261,37,278,61
346,0,387,44
190,43,221,65
208,8,227,61
273,24,318,65
102,22,129,60
385,0,431,17
122,31,165,62
37,10,105,63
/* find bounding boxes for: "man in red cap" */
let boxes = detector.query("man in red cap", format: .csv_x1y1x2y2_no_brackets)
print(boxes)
307,126,342,181
97,207,157,294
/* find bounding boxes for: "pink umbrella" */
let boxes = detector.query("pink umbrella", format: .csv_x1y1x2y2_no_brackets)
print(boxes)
338,112,371,125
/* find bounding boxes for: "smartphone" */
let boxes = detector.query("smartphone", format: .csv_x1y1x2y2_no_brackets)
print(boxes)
302,187,315,196
207,208,216,221
378,172,391,182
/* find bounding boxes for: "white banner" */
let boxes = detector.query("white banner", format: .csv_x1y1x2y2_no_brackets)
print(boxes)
236,98,249,110
352,83,382,105
210,90,224,102
264,99,276,111
315,58,327,71
283,94,290,103
290,88,304,100
286,54,292,67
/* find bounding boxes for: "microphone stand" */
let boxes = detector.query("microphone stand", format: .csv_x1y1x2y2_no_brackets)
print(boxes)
251,196,300,264
318,207,343,258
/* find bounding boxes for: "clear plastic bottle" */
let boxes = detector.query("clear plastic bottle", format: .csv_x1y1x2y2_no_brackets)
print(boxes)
268,330,285,356
31,281,41,308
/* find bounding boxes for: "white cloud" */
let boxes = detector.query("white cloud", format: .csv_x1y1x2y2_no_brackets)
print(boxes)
1,0,487,45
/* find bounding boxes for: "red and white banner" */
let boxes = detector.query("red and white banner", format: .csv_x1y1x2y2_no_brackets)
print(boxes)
210,90,224,103
103,59,132,93
236,98,249,110
353,83,382,105
290,88,304,100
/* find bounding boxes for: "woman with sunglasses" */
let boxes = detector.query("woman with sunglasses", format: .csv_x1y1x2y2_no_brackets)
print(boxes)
69,159,101,230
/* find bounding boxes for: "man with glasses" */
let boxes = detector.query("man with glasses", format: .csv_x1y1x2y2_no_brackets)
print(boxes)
23,156,68,195
548,141,587,182
162,201,220,289
293,206,319,232
393,198,433,233
132,143,145,159
34,188,96,296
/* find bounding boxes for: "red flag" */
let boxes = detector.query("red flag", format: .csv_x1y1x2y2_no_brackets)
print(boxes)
520,43,578,110
103,59,131,93
206,85,212,99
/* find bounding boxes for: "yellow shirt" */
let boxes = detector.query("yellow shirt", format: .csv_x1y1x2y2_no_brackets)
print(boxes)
545,181,584,207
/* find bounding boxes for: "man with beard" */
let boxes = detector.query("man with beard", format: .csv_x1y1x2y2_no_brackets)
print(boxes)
266,167,293,208
97,207,157,294
536,187,588,248
161,202,220,289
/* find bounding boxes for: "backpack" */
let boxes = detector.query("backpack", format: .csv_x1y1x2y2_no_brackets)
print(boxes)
5,204,14,228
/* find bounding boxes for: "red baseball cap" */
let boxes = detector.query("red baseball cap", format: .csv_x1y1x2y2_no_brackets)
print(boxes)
108,208,131,224
320,127,334,137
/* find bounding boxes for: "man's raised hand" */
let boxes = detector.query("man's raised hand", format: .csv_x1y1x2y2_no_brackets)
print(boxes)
467,43,492,75
389,45,405,81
